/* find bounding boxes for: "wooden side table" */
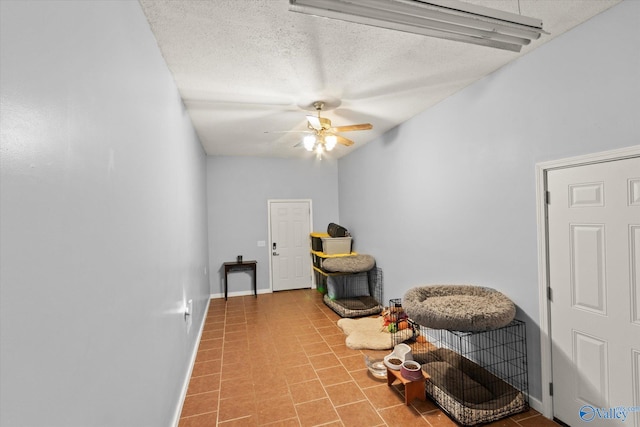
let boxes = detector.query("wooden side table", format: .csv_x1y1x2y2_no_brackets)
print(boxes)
223,261,257,301
387,368,429,406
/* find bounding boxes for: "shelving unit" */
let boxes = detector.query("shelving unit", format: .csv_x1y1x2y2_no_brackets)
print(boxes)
310,232,357,293
309,232,383,317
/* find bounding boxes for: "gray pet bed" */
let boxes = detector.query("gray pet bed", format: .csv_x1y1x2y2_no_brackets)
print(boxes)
322,254,375,273
403,285,515,331
422,348,526,426
323,294,383,318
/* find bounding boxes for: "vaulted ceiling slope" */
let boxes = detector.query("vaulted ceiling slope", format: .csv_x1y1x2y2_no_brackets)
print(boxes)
140,0,621,159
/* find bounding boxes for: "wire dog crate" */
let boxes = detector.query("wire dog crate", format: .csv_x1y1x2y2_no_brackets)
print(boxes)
390,299,529,426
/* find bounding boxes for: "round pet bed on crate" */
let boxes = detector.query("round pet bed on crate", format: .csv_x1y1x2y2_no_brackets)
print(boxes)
403,285,515,331
322,254,375,273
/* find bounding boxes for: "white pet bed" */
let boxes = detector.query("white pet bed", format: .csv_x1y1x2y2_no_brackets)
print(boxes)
403,285,515,331
337,317,413,350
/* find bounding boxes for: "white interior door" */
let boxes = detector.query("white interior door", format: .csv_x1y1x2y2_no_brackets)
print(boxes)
269,200,312,291
547,156,640,426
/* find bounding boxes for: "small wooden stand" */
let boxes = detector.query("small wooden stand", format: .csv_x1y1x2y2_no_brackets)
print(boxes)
387,368,429,406
222,261,257,301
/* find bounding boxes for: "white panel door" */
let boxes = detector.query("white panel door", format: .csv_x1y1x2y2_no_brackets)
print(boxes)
270,201,312,291
548,156,640,426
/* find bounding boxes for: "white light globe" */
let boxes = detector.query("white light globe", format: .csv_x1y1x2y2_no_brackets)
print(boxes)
303,135,316,151
325,135,337,151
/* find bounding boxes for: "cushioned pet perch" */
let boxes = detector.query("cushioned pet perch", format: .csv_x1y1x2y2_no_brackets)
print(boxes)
403,285,515,331
322,254,375,273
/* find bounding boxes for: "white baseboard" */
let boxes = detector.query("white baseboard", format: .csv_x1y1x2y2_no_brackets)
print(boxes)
210,288,272,299
171,297,211,427
528,395,545,417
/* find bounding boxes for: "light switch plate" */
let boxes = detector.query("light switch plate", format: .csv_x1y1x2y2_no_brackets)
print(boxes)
257,240,266,247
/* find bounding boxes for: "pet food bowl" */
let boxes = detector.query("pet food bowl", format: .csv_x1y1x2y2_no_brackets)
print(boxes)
400,360,423,381
383,355,403,370
383,343,413,370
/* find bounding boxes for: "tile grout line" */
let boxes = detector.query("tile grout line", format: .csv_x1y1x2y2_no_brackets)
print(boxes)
213,301,230,426
315,314,344,426
327,324,389,426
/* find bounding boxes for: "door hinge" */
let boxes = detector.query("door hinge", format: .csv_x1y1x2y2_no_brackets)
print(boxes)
549,382,554,396
547,286,553,301
545,190,551,205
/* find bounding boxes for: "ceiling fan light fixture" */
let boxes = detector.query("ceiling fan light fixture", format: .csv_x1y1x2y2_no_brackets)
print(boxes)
289,0,548,52
303,134,316,151
325,135,337,151
292,99,371,156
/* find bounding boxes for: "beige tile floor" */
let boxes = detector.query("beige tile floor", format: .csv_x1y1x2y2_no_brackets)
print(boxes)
178,289,560,427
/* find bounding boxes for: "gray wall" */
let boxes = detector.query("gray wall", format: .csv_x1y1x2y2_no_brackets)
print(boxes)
206,156,339,296
337,0,639,404
0,2,209,426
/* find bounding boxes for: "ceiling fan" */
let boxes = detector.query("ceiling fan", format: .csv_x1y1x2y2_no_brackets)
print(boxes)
299,101,373,154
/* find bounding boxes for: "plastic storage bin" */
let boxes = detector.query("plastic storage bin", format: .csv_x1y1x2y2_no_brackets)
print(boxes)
313,267,329,293
321,236,352,255
312,253,326,269
310,232,330,252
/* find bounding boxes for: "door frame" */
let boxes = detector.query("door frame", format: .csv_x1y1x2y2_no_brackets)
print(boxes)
267,199,313,293
535,145,640,418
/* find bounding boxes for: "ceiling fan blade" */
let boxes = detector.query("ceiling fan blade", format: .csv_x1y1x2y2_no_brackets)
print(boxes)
331,123,373,132
335,134,354,147
306,115,323,131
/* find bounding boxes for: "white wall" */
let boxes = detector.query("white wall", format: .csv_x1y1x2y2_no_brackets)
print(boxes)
338,0,639,404
206,156,340,296
0,2,209,426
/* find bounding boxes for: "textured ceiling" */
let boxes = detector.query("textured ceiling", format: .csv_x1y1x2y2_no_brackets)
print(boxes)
139,0,621,159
